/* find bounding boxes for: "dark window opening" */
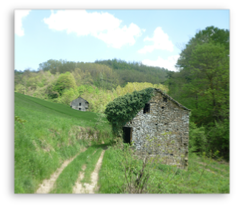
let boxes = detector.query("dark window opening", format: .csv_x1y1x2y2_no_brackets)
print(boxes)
170,154,173,156
143,103,150,113
161,106,164,110
163,97,167,102
123,127,132,144
79,103,81,106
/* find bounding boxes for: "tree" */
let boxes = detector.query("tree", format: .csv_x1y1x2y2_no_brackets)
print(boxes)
176,26,229,71
53,72,77,96
186,42,229,124
60,88,78,105
168,26,229,159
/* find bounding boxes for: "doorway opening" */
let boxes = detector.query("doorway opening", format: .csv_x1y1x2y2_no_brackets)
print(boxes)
123,127,132,144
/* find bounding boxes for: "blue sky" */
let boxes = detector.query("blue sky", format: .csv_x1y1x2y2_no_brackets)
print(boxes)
15,9,229,71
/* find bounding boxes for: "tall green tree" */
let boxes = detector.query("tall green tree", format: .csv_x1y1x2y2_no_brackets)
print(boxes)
185,43,229,124
53,72,77,96
168,26,229,159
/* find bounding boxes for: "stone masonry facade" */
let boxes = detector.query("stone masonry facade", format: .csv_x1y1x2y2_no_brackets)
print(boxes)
70,97,89,111
124,88,190,168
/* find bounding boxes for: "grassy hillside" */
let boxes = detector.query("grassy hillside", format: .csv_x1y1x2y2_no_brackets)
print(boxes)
14,92,229,194
14,92,112,193
98,144,229,194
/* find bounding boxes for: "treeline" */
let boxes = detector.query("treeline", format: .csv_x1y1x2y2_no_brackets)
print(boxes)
34,59,169,88
15,60,168,113
95,59,168,86
167,26,229,160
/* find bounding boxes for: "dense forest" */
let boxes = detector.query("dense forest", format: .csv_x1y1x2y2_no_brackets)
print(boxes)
15,26,229,160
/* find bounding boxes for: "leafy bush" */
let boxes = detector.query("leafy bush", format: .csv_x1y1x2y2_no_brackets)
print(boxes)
189,122,207,154
53,72,77,96
104,87,154,136
206,120,229,161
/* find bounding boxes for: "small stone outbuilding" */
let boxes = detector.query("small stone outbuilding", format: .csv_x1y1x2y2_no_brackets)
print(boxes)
70,97,89,111
123,88,190,168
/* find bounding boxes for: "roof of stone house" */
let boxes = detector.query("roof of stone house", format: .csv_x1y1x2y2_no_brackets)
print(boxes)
154,88,190,111
78,97,89,102
70,97,89,104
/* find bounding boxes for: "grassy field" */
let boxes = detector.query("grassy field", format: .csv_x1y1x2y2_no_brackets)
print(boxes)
14,92,112,193
98,144,229,194
15,92,229,194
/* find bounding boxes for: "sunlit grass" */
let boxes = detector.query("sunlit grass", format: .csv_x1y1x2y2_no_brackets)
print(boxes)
98,146,229,194
14,92,112,193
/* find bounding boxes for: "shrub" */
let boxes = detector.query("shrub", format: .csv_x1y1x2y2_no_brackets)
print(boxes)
104,87,154,136
189,122,207,154
206,120,229,161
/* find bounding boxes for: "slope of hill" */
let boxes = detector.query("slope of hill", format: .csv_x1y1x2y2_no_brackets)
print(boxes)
14,92,112,193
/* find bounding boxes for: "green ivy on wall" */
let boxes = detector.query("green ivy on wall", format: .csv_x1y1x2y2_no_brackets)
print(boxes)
105,87,154,136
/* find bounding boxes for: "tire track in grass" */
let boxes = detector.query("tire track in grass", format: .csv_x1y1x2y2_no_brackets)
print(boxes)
74,150,105,194
50,146,98,193
35,148,86,194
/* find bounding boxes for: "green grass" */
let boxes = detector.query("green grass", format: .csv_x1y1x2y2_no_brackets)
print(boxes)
15,92,101,126
50,146,98,193
98,146,230,194
15,92,229,194
14,92,112,193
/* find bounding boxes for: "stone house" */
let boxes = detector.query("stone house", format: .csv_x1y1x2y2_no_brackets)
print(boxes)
70,97,89,111
123,88,190,168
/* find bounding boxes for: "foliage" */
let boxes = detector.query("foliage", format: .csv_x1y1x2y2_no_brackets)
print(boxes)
168,26,229,159
53,72,77,96
59,88,78,105
115,82,168,96
95,58,169,86
206,120,229,160
189,122,207,153
105,87,154,136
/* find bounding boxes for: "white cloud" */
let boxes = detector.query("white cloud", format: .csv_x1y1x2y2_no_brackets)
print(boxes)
15,10,31,36
142,55,180,71
138,27,174,54
43,10,143,49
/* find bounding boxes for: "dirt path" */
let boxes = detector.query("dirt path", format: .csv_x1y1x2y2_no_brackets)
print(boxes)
35,148,86,194
73,150,105,194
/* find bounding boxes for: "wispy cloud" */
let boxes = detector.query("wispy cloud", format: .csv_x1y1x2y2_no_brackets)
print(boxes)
43,10,143,49
138,27,174,54
15,10,31,36
142,55,180,71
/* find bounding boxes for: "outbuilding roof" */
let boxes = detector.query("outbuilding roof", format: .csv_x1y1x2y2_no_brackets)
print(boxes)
154,88,190,111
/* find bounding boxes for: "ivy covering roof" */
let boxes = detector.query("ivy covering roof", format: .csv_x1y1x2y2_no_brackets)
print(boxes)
105,87,154,135
105,87,190,135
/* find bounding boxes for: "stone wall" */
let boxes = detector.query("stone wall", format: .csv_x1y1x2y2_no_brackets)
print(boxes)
124,89,190,168
70,97,89,111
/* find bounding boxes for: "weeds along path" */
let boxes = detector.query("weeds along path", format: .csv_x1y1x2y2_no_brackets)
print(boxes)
73,150,106,194
35,148,86,194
